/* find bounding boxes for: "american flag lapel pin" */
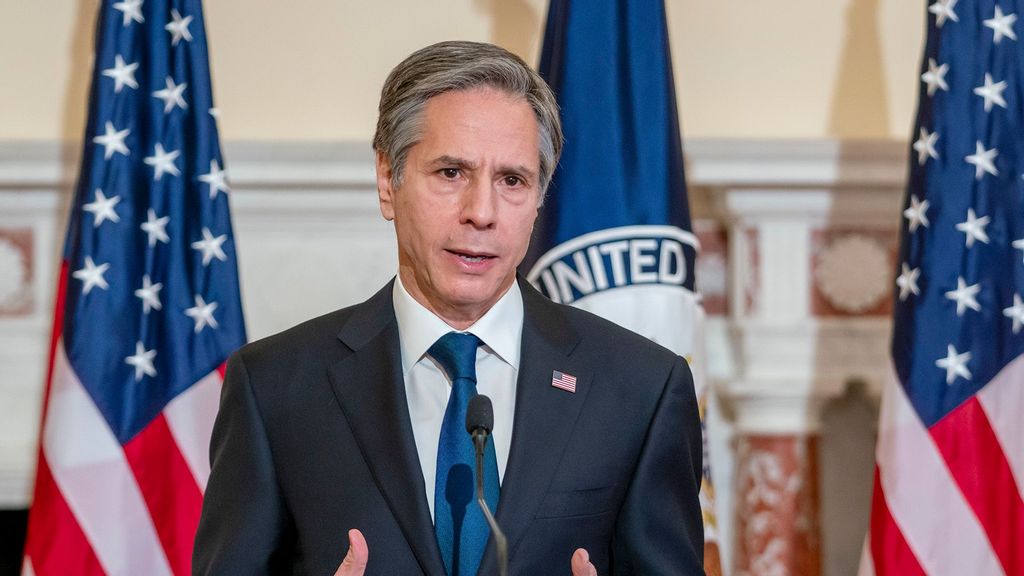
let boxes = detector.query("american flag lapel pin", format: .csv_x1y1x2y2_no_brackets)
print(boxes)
551,370,577,393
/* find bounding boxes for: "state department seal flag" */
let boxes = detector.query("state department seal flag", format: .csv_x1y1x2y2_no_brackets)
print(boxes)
861,1,1024,575
22,0,246,574
524,0,721,569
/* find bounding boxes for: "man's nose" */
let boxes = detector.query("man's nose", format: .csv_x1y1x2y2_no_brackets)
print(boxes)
460,178,497,229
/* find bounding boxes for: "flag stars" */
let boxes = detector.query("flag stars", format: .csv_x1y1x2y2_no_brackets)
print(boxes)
965,141,999,180
1003,294,1024,334
935,344,972,385
140,209,170,247
152,76,188,114
125,341,157,381
973,73,1008,112
112,0,144,26
185,295,220,333
134,275,163,314
144,143,181,180
913,127,939,165
1012,238,1024,263
928,0,959,28
191,228,228,266
199,159,231,199
92,122,130,160
984,6,1017,44
72,256,110,295
896,264,921,301
83,189,122,227
101,55,139,93
956,208,991,248
165,9,193,46
921,59,950,97
903,195,930,233
945,277,981,316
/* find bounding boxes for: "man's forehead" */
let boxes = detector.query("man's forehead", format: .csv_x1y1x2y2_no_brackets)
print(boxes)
413,88,540,169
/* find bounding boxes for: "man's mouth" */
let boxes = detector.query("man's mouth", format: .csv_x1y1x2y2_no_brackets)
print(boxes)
448,249,495,263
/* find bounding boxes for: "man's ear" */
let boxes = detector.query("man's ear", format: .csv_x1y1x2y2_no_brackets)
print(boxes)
376,151,396,221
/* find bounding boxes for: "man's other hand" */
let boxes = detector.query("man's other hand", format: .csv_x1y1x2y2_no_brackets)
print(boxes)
333,531,597,575
333,529,368,576
571,548,598,576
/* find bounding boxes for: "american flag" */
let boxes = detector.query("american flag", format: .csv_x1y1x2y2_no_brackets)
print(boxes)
862,2,1024,575
21,1,245,574
551,370,577,393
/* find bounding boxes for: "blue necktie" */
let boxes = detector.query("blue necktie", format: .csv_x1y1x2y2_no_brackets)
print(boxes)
429,332,500,576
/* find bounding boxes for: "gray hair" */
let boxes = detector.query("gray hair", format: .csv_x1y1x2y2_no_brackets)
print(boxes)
372,41,563,195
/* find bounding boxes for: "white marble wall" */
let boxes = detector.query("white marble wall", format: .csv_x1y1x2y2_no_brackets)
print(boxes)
0,139,906,575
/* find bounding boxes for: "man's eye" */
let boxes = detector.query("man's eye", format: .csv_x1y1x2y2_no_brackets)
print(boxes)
440,168,460,179
504,176,522,187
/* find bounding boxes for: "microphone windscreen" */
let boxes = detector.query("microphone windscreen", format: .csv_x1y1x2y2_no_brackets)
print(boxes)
466,394,494,435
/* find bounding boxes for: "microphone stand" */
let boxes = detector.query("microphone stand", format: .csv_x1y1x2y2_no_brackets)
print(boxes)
472,430,508,576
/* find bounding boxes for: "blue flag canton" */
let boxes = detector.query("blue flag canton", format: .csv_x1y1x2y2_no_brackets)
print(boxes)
893,0,1024,428
525,0,693,277
63,0,245,444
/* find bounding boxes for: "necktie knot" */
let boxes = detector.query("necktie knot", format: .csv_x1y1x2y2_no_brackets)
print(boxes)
428,332,482,383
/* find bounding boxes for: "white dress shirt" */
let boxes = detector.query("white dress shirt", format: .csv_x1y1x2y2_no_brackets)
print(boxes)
392,275,522,519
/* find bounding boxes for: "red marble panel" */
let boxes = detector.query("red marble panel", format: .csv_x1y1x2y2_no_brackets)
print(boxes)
735,435,821,576
694,218,729,317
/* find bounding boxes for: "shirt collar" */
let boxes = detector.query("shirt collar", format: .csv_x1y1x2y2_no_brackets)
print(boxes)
392,275,524,376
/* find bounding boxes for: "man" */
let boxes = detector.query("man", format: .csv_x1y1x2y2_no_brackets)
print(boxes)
193,41,704,575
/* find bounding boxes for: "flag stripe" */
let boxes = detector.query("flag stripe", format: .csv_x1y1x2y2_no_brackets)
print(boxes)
977,355,1024,497
875,367,1003,576
43,341,173,576
124,414,205,576
858,537,874,576
22,455,106,576
163,368,223,491
929,397,1024,575
868,468,926,576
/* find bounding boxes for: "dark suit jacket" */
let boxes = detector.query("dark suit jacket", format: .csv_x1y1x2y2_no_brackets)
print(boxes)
193,278,704,575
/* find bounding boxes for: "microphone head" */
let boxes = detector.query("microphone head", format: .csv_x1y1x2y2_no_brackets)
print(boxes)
466,394,494,435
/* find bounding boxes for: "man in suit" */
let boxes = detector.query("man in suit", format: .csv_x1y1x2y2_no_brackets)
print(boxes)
193,41,704,575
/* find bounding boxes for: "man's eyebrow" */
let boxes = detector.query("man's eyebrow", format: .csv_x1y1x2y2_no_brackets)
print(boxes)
427,155,479,170
497,164,537,180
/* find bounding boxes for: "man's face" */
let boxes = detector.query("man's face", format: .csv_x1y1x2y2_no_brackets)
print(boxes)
377,87,542,328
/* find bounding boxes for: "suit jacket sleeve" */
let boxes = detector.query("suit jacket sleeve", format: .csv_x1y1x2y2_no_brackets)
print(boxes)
192,351,294,575
612,355,705,574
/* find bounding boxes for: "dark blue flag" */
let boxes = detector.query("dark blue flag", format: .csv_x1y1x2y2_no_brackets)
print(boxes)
524,0,719,557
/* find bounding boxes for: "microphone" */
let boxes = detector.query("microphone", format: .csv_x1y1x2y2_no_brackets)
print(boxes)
466,394,508,576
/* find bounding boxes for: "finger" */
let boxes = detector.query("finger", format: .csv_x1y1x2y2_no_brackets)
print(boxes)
571,548,598,576
334,529,369,576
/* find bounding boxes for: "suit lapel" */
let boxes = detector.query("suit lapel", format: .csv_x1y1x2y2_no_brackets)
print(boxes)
480,281,593,569
327,282,447,576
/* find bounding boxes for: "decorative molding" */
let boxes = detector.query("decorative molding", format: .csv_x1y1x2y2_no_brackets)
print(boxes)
1,138,908,191
686,138,908,189
690,141,905,435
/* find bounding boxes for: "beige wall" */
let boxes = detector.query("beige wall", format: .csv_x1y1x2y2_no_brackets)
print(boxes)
2,0,923,143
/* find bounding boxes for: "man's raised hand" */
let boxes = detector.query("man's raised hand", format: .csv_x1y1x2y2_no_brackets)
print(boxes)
333,529,368,576
571,548,598,576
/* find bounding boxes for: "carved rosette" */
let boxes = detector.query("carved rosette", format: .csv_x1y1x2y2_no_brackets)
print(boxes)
812,232,894,316
0,230,32,316
734,435,821,576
